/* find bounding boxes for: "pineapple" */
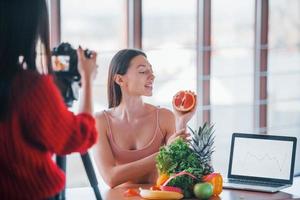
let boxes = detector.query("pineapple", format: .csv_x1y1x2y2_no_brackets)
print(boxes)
188,122,215,175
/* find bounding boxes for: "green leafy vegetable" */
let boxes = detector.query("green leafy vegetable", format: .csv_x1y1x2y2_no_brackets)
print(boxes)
156,139,204,197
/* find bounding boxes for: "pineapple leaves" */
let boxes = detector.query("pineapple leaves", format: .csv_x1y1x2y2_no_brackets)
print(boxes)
188,122,215,174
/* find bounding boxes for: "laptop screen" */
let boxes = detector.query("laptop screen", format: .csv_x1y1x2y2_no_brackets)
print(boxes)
228,133,297,183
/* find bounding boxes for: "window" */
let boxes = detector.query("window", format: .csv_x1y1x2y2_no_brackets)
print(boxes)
60,0,125,187
211,0,255,174
61,0,126,112
142,0,197,127
268,0,300,175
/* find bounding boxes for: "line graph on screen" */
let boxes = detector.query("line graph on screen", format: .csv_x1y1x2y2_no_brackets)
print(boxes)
239,152,289,172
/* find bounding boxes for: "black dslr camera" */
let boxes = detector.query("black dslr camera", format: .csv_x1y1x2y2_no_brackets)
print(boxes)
51,42,92,107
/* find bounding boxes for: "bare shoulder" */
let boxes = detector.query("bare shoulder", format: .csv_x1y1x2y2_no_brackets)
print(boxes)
157,107,176,135
158,107,175,121
94,111,106,121
94,111,109,130
144,103,158,112
144,103,174,119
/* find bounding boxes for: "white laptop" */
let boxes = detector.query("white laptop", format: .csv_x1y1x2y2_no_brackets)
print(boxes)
223,133,297,193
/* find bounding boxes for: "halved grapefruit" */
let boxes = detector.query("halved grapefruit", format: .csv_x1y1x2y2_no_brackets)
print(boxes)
172,90,196,112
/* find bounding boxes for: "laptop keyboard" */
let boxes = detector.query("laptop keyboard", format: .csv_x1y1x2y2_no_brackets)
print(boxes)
228,178,284,188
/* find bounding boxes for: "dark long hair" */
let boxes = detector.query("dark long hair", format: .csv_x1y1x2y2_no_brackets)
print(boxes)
107,49,146,108
0,0,51,119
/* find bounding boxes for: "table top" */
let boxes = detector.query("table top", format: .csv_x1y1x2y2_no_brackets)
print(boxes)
66,176,300,200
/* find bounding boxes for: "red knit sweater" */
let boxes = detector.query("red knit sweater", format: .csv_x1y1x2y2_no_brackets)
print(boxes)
0,70,98,199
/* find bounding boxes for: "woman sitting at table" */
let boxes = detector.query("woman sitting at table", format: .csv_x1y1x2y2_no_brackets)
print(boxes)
93,49,195,188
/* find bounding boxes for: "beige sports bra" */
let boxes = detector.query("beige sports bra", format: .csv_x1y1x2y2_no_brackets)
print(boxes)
103,108,165,164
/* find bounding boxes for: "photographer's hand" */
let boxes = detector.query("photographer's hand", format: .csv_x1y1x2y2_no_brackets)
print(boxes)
77,46,98,81
77,47,98,114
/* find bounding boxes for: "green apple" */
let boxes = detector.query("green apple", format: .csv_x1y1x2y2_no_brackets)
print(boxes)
194,182,213,199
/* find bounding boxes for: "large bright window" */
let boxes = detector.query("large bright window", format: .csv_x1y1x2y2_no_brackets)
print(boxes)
61,0,126,112
142,0,197,127
60,0,125,187
268,0,300,175
211,0,255,174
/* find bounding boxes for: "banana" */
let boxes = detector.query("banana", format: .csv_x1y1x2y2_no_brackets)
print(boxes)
139,188,184,200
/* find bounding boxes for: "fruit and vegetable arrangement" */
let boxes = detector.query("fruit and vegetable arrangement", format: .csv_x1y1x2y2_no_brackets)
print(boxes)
153,121,223,199
125,90,223,199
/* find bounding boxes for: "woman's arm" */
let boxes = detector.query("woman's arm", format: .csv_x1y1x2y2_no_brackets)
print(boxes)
93,112,157,188
20,74,97,154
77,47,97,114
159,108,194,145
158,108,176,144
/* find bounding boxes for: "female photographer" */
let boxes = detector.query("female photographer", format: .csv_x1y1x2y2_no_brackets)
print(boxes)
93,49,196,188
0,0,98,199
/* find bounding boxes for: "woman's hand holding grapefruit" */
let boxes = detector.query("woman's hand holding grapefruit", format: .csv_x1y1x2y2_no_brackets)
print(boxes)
172,90,197,130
